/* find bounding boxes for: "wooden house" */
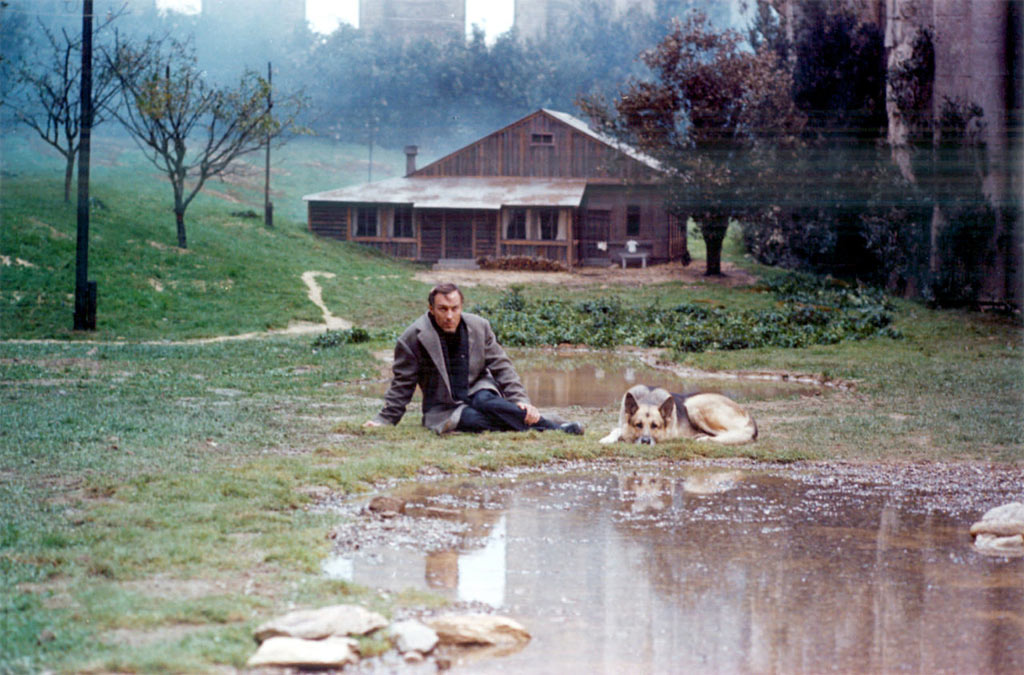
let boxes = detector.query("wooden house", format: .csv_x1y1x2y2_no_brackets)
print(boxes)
303,109,687,268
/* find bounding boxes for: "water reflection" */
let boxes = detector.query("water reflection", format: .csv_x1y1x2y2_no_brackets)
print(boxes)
328,466,1024,672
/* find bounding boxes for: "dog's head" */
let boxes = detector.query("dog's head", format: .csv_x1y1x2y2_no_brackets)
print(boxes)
621,386,677,445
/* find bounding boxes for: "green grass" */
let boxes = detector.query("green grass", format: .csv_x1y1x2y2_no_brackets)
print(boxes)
1,132,420,340
1,129,1022,673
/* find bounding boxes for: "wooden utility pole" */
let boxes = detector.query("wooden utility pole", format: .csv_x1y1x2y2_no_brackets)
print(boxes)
73,0,96,330
263,61,273,227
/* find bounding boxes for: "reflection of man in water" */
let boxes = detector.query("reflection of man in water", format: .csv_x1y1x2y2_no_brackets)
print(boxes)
364,283,583,435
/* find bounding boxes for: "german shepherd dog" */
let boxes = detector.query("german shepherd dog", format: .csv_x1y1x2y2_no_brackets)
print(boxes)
599,384,757,445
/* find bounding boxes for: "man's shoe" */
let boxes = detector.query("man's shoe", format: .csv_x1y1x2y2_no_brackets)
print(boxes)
559,422,584,435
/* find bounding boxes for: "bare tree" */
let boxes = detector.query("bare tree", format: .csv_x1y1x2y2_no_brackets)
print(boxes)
10,13,122,202
107,36,301,249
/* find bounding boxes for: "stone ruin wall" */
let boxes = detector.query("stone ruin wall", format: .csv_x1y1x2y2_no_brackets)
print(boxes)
775,0,1021,305
887,0,1020,305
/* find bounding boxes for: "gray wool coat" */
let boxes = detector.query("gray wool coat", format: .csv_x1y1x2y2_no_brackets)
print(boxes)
371,312,530,433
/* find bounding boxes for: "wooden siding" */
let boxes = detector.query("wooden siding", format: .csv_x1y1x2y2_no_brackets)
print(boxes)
308,202,348,240
445,211,474,258
420,212,443,261
473,211,498,258
358,241,418,258
668,213,688,261
580,185,681,264
412,110,656,180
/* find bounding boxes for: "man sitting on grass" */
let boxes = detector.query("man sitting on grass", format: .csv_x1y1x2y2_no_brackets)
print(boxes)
363,282,583,436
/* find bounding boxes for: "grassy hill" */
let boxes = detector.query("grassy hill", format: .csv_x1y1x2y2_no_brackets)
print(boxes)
1,131,431,340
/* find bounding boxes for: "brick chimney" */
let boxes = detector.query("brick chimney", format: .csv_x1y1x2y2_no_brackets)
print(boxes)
404,145,418,176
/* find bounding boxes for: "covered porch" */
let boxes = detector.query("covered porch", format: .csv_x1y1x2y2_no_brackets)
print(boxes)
304,176,587,268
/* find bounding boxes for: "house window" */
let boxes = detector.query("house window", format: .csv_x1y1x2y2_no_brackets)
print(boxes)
356,207,378,237
393,207,414,238
506,209,526,240
626,205,641,237
531,133,553,145
538,209,558,240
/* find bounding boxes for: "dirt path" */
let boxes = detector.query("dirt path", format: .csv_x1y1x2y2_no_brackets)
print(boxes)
301,271,352,331
414,260,759,289
177,270,351,344
4,270,353,346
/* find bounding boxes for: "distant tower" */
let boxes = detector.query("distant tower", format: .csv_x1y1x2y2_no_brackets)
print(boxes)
202,0,305,31
514,0,577,41
514,0,653,41
359,0,466,42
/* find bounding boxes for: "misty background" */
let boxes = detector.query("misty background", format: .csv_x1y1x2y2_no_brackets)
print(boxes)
0,0,750,161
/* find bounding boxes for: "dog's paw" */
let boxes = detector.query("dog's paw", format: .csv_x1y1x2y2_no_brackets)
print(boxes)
599,429,621,444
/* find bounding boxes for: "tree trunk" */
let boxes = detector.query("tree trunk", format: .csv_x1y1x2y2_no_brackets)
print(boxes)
705,236,723,276
64,156,75,203
700,216,728,276
175,208,188,249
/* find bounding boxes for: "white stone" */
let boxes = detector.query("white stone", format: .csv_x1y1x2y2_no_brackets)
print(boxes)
389,619,439,654
254,604,388,642
245,636,358,668
427,614,530,647
975,533,1024,555
970,502,1024,557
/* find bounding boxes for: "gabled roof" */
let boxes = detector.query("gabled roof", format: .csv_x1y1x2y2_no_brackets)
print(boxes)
303,109,663,207
539,109,664,173
303,176,588,209
411,108,664,177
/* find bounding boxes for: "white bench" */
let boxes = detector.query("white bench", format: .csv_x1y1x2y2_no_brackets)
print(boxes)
619,252,649,269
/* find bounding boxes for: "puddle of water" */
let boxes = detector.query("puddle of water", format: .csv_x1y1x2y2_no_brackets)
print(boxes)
354,350,821,409
327,466,1024,674
513,350,823,408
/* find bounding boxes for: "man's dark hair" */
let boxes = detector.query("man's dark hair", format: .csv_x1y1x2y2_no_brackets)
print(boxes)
428,283,464,307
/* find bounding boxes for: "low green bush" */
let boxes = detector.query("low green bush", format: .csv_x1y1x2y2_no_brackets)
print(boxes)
472,273,902,353
311,327,375,349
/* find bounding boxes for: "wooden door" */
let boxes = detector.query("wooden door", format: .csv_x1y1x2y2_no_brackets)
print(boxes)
579,209,611,262
420,212,443,261
444,212,474,258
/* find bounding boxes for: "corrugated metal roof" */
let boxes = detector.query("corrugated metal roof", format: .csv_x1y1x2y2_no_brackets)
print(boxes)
303,176,589,210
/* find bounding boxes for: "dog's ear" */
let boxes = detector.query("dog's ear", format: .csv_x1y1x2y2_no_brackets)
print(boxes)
624,392,640,417
659,396,676,421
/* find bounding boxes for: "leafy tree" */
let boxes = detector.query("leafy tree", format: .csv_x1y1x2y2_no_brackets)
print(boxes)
8,11,122,202
107,37,302,248
581,12,804,275
741,2,890,278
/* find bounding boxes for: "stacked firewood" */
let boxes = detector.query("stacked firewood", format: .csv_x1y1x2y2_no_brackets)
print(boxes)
476,256,567,272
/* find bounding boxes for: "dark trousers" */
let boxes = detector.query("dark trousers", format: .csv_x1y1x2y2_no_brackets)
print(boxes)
455,389,556,433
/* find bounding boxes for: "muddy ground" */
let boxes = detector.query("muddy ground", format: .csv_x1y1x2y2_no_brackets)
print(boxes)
414,260,759,289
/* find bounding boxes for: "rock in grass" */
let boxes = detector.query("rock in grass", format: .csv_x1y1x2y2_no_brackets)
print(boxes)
389,619,439,654
427,614,530,647
970,502,1024,557
246,636,358,668
366,495,406,517
254,604,388,642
